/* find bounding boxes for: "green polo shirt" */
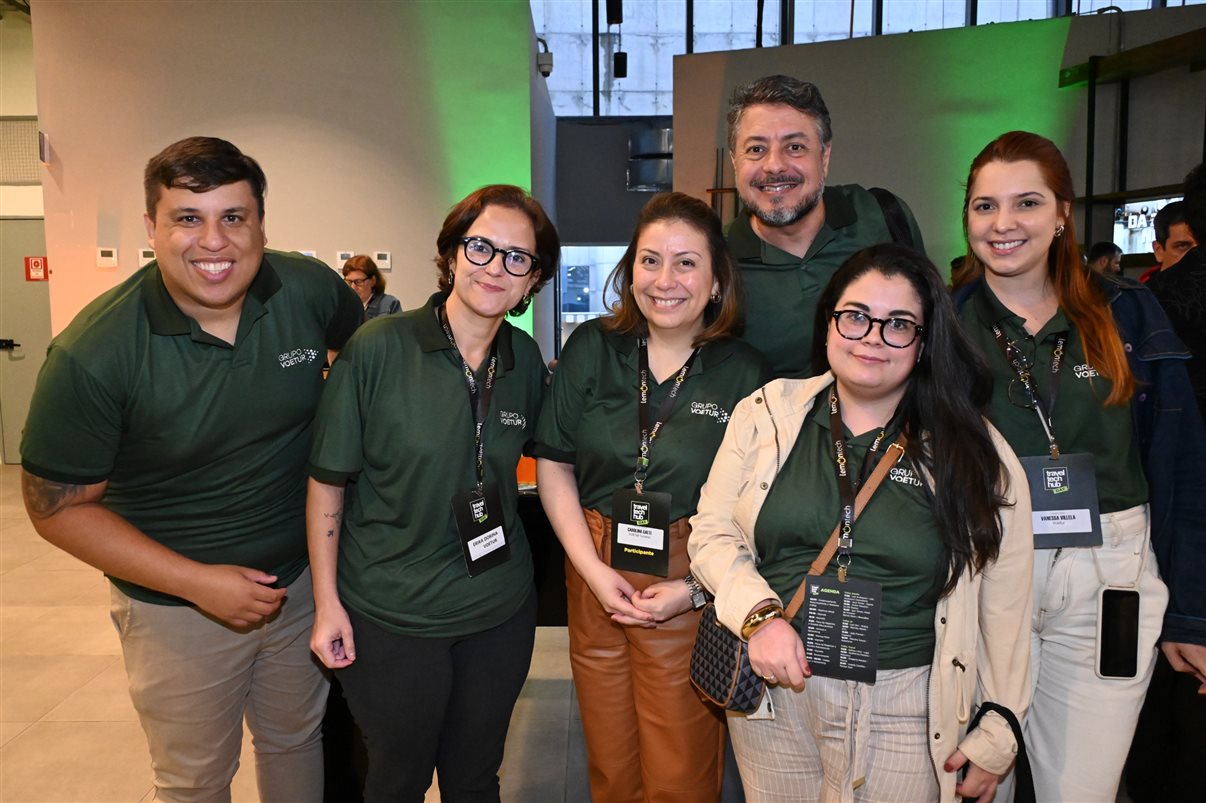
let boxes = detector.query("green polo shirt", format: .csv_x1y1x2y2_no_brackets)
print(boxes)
21,250,364,604
959,282,1147,513
308,292,546,638
756,401,942,670
727,184,925,379
533,318,771,521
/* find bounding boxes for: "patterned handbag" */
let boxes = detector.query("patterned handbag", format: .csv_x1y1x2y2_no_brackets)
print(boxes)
689,435,907,713
689,602,765,713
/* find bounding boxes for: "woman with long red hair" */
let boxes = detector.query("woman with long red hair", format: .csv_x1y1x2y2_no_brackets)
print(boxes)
955,131,1206,802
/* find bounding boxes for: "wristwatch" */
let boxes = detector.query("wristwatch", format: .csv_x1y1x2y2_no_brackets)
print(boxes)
683,573,708,610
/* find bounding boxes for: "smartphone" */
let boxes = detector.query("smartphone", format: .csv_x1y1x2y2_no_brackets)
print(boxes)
1096,587,1140,679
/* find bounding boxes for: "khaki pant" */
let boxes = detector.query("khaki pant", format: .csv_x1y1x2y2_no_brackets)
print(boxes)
110,567,328,803
566,508,725,803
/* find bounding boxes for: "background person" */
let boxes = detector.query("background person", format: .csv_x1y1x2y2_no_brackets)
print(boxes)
535,192,770,802
307,185,558,802
342,254,401,319
1137,201,1197,283
20,136,363,802
954,131,1206,802
689,244,1032,803
1087,240,1123,275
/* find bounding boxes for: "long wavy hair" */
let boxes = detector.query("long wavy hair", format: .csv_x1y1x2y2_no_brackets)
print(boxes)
962,131,1134,404
812,244,1007,595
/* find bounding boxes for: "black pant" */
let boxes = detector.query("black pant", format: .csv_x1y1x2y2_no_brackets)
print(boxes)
338,589,537,803
1124,650,1206,802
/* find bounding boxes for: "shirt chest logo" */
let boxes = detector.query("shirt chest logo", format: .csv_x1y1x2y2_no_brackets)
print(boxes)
278,347,320,368
889,466,923,487
498,410,527,428
1073,363,1099,379
689,401,731,424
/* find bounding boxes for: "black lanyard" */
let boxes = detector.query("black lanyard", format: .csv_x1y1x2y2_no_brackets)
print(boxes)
438,306,499,494
991,324,1068,459
828,388,891,582
634,338,699,493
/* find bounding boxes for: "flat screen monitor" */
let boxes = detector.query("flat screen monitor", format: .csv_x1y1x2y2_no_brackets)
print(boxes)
1112,196,1183,256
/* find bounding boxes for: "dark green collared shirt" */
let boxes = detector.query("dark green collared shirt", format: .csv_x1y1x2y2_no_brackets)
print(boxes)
21,250,364,604
756,402,941,670
533,318,771,521
959,281,1148,513
308,292,547,638
727,184,925,379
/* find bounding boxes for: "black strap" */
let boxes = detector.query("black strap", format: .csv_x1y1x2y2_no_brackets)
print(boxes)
438,306,499,493
827,388,891,582
635,338,699,492
967,702,1034,803
990,325,1069,458
869,187,915,249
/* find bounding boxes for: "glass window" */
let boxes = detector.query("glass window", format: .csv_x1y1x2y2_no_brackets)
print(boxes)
1073,0,1151,11
558,245,626,345
976,1,1055,24
531,0,594,116
795,0,872,42
694,0,782,53
884,1,967,34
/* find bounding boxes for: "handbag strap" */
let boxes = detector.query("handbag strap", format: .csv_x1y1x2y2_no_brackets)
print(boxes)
968,702,1034,803
784,434,907,620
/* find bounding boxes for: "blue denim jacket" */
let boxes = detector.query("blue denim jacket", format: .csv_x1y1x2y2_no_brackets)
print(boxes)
957,275,1206,646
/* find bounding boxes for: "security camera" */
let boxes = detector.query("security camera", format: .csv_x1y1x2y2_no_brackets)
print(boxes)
537,37,553,78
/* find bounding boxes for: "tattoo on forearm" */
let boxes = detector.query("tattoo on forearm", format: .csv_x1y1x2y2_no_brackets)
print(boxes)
323,507,342,538
22,474,86,518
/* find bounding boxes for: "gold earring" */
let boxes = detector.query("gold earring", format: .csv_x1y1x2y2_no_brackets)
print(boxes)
1055,224,1065,238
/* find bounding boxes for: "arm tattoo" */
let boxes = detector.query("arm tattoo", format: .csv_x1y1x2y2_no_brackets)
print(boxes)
323,507,342,538
22,473,86,518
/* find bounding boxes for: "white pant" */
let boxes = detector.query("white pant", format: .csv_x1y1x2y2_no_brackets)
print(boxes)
729,666,937,803
1000,505,1167,803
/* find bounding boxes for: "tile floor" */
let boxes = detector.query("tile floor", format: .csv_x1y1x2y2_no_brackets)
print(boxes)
0,463,590,802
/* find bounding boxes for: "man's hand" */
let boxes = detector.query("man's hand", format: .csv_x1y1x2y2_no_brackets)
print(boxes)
1162,641,1206,690
186,564,287,628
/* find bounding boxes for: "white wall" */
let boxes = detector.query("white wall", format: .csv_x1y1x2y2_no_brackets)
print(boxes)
31,0,548,333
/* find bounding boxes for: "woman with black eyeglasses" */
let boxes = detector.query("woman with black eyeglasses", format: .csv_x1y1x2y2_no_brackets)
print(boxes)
689,244,1033,802
341,254,401,320
954,132,1206,803
306,185,559,802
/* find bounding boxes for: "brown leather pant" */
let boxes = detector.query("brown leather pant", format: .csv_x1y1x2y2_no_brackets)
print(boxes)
567,508,725,803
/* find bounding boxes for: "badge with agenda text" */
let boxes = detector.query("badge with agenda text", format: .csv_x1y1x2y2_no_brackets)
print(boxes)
802,575,882,684
609,488,671,577
1021,452,1102,549
451,484,510,577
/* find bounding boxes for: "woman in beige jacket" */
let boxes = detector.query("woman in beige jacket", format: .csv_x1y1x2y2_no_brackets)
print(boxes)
688,244,1033,803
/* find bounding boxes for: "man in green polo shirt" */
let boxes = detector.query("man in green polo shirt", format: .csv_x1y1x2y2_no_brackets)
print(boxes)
20,136,362,803
725,75,926,378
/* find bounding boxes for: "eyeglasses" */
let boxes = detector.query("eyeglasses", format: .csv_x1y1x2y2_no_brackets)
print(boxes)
461,237,538,277
345,277,371,288
832,310,923,348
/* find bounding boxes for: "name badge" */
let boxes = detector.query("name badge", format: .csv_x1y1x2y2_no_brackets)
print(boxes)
450,484,510,577
609,488,671,577
1021,452,1103,549
802,575,882,684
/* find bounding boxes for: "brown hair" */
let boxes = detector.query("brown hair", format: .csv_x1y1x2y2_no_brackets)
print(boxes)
963,131,1134,404
144,136,266,219
434,185,560,317
342,254,386,294
603,192,742,346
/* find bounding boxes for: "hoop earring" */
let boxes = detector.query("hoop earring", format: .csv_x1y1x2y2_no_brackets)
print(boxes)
1054,224,1065,238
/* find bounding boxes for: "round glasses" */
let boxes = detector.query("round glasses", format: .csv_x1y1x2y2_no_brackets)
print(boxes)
832,310,923,348
461,237,538,277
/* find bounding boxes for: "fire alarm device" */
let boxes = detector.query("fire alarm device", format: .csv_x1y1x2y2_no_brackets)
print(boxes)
25,256,49,281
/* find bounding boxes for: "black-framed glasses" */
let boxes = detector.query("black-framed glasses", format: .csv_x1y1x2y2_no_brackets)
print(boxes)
832,310,923,348
461,237,538,277
345,277,370,288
